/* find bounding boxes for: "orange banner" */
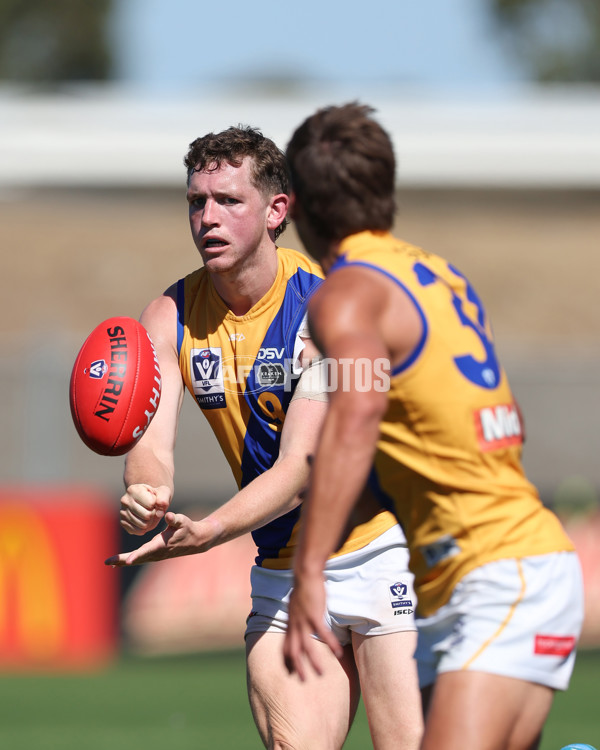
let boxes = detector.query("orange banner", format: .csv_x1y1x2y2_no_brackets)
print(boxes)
0,486,118,670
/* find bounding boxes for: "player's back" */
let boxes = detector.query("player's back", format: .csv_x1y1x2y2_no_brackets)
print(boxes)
333,231,574,615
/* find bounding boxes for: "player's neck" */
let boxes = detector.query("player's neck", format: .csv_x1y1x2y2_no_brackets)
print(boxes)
319,241,342,274
211,249,279,315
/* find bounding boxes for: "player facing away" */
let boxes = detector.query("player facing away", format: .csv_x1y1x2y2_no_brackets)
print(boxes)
282,103,584,750
105,126,423,750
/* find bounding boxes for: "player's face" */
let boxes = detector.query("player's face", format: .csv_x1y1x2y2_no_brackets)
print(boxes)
187,159,279,274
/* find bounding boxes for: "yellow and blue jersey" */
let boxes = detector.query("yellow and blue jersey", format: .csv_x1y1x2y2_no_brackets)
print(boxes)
333,231,574,616
177,246,396,568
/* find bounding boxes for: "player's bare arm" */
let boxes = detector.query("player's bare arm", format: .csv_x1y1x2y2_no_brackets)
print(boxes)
106,367,328,566
284,266,421,679
120,286,184,536
308,265,423,371
298,265,421,558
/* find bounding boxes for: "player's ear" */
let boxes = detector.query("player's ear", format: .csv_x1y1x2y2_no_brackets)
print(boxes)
267,193,289,231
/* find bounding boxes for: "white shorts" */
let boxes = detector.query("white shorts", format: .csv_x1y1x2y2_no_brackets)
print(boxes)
415,551,584,691
245,526,416,645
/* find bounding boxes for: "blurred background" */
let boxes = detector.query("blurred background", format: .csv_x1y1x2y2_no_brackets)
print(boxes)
0,0,599,720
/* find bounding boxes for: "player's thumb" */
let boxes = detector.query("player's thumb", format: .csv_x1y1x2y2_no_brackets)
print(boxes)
152,486,172,514
164,511,184,528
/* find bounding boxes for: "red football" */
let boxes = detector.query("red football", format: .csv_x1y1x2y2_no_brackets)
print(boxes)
69,316,162,456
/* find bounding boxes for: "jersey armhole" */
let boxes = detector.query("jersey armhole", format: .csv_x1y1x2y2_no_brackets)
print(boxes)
331,258,428,376
176,278,185,358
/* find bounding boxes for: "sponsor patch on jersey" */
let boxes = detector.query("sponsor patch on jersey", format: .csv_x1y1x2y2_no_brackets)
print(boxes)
474,402,523,452
534,634,576,656
256,362,286,387
190,347,226,409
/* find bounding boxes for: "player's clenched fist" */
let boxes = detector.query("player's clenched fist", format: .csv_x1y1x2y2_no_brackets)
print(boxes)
120,483,171,535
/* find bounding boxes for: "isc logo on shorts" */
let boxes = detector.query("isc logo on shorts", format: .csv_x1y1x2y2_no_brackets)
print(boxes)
474,403,523,452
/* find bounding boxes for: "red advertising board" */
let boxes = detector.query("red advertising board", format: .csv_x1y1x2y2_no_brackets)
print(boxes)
0,486,118,670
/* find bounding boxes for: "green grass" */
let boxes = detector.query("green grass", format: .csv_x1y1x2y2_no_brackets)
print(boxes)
541,649,600,749
0,651,254,750
0,649,597,749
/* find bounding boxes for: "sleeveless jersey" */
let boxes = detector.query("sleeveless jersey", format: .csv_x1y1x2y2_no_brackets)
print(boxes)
333,231,574,616
177,246,397,568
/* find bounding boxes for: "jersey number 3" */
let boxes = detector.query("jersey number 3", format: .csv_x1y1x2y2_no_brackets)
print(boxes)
413,261,501,389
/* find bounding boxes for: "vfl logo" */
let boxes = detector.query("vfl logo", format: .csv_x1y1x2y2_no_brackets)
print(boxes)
389,581,413,614
87,359,108,379
390,582,408,598
191,348,225,410
193,349,220,383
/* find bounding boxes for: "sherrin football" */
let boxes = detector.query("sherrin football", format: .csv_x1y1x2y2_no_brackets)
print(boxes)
69,316,161,456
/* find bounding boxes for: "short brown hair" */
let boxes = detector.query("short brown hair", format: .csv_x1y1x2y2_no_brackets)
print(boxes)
286,103,396,242
184,126,289,239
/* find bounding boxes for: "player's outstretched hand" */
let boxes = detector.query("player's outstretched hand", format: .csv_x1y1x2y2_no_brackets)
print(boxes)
105,511,201,566
120,483,171,535
283,573,343,681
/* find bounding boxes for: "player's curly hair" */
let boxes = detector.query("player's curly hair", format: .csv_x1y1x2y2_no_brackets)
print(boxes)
286,102,396,243
184,126,289,239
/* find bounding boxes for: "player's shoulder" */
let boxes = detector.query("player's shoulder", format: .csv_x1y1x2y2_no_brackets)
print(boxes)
178,265,208,292
340,230,435,272
139,287,178,342
278,245,324,279
167,266,214,319
308,265,391,336
321,262,389,302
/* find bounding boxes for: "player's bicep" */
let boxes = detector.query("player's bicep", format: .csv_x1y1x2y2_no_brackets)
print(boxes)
276,393,328,467
291,356,329,404
135,292,184,452
307,274,391,426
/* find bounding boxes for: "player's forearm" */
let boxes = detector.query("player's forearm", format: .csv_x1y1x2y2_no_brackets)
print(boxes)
123,442,175,495
295,392,384,575
200,455,307,548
